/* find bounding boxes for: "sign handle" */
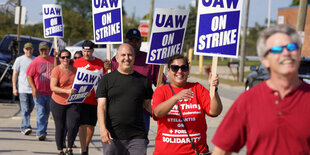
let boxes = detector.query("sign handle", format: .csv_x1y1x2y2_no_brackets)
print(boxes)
53,37,59,67
156,65,164,87
107,44,111,73
188,48,193,71
210,56,218,99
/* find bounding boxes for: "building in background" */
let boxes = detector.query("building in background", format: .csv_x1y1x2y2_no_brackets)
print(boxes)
278,5,310,57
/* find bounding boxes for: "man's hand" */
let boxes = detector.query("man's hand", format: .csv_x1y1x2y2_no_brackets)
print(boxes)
100,128,113,144
104,59,112,71
13,88,18,96
32,88,38,98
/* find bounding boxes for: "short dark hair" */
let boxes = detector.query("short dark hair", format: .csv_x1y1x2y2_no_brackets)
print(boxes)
58,49,71,58
167,54,189,68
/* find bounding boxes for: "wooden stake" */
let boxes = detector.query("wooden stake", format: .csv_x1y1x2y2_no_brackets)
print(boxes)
53,37,58,67
210,56,218,99
107,44,111,73
156,65,164,87
188,48,193,71
199,55,203,74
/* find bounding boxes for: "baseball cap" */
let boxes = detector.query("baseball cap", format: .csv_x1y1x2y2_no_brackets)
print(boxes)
82,40,95,50
126,28,141,40
39,42,50,50
24,42,33,49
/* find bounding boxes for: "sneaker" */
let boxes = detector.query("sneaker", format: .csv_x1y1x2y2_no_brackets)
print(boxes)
21,128,32,135
65,149,73,155
58,151,65,155
37,134,46,141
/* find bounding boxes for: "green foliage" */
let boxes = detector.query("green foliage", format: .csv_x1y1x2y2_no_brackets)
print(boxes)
184,5,197,52
290,0,310,6
0,11,17,37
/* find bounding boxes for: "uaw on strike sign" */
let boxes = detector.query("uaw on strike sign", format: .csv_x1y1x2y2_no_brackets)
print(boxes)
194,0,243,57
42,4,64,38
146,8,189,64
92,0,123,44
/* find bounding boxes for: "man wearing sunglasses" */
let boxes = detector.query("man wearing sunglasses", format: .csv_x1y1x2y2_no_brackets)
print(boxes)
212,25,310,154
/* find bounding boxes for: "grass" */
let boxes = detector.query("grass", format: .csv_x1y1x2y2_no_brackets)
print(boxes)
191,74,245,87
190,57,260,66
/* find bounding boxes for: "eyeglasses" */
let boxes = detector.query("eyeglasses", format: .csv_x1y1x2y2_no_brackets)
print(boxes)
60,56,70,59
74,57,81,60
170,65,189,72
267,43,298,55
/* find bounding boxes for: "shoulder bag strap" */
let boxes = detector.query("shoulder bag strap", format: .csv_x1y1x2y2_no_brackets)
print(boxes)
168,84,198,155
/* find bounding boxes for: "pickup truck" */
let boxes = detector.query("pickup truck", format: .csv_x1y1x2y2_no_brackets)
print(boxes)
0,34,52,97
65,40,117,62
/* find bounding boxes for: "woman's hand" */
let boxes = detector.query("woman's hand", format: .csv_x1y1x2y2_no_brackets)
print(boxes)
208,73,219,88
67,88,77,95
174,89,193,101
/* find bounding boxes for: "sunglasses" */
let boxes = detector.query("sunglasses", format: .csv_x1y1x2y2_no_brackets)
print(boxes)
60,56,70,59
74,57,81,60
267,43,298,55
170,65,189,72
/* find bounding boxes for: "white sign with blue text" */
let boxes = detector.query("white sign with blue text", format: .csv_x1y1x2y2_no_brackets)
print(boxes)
42,4,64,38
67,67,103,103
194,0,243,58
146,8,189,65
92,0,123,44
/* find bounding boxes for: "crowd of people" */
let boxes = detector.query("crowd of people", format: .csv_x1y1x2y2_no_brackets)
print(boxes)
11,25,310,155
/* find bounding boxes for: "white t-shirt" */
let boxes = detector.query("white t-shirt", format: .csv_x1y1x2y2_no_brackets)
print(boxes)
12,55,35,93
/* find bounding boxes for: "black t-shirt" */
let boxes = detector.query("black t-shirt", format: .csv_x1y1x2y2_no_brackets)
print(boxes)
95,70,153,140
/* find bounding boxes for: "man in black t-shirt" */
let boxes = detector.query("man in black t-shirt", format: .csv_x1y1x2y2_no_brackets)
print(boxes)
96,43,153,155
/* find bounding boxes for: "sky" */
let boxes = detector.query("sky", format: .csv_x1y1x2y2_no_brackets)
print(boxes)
0,0,293,27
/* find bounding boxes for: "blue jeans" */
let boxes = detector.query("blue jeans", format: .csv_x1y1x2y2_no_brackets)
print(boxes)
19,93,34,131
33,94,51,136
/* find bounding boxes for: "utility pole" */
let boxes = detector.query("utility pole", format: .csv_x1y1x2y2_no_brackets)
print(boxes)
238,0,250,82
296,0,308,56
16,0,22,57
296,0,308,31
147,0,154,42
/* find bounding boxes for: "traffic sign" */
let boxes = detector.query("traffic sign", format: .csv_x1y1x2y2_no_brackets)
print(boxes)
139,24,149,37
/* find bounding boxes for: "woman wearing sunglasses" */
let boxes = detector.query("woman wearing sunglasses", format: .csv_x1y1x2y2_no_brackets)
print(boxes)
152,54,222,155
50,49,79,155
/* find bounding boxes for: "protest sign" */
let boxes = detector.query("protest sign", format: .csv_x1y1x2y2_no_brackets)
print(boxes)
92,0,123,44
146,8,189,65
194,0,243,58
42,4,64,38
67,68,103,103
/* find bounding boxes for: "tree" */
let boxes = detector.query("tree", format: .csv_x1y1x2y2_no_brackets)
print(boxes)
183,5,197,52
0,10,17,37
290,0,310,6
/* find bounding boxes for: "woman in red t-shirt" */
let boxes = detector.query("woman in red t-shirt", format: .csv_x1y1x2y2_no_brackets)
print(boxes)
50,49,79,155
152,54,222,155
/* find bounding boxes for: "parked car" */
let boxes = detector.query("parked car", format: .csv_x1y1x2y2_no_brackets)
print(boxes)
65,40,117,62
0,34,52,97
245,57,310,90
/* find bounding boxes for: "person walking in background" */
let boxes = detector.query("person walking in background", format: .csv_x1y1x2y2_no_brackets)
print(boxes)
73,50,82,60
152,54,222,155
212,25,310,154
12,42,35,135
96,43,153,155
50,49,79,155
26,41,54,141
73,40,106,155
108,28,166,141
